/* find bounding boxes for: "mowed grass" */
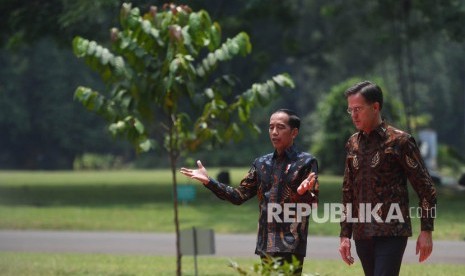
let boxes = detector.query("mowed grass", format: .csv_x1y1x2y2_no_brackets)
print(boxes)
0,169,258,233
1,170,464,275
0,252,464,276
0,170,464,240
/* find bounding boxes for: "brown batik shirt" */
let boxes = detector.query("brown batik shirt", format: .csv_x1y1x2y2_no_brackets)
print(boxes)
340,121,437,240
204,145,318,256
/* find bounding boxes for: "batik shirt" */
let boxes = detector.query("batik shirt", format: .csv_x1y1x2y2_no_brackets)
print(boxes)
205,145,318,256
340,122,437,240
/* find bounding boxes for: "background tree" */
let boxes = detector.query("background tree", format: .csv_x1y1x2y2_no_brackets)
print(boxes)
0,39,132,169
0,0,119,47
72,3,294,275
1,0,464,172
306,0,465,150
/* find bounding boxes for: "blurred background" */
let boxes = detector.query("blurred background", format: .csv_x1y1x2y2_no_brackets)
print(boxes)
1,0,464,180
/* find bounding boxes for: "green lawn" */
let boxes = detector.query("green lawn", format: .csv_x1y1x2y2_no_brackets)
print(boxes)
0,252,464,276
0,170,463,240
0,170,464,275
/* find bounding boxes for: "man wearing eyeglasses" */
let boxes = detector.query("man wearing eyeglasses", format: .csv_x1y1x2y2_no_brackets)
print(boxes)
338,81,437,276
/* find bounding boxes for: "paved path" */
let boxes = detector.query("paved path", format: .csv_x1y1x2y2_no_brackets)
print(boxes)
0,230,464,264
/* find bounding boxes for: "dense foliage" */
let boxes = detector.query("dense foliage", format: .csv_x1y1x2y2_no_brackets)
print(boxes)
1,0,465,172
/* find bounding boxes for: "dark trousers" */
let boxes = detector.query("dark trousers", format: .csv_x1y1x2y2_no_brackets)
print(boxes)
260,252,304,276
355,236,408,276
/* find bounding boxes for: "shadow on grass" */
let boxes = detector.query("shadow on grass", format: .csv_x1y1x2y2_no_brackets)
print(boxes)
0,178,403,208
1,179,462,216
0,184,181,207
0,183,251,208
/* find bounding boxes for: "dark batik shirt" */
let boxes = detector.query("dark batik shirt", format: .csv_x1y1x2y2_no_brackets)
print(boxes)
340,122,437,240
205,145,318,256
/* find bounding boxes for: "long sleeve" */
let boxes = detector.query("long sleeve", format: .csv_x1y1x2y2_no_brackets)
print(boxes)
340,144,354,238
399,137,437,231
204,166,258,205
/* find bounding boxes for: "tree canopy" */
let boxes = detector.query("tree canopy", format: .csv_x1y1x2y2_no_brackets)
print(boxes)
1,0,465,171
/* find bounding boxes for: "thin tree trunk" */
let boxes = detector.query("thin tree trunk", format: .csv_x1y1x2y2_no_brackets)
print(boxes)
395,0,413,133
405,4,416,133
168,113,182,276
171,154,181,276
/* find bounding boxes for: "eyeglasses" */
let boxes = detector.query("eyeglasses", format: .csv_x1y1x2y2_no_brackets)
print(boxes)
347,105,367,115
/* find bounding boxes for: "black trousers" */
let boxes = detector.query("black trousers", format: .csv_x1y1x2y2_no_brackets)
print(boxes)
260,252,304,276
355,236,408,276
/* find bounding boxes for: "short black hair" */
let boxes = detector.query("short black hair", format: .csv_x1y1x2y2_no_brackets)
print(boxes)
344,80,384,110
273,108,300,130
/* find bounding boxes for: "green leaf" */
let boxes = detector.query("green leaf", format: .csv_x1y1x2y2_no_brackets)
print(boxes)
169,58,179,73
235,32,252,56
207,52,216,67
272,73,295,88
109,120,126,135
181,26,196,55
188,10,213,49
127,7,141,29
238,106,248,122
87,41,97,55
133,118,145,134
72,36,89,57
204,88,214,99
112,56,126,75
209,22,221,50
74,86,103,111
101,48,112,65
139,138,155,152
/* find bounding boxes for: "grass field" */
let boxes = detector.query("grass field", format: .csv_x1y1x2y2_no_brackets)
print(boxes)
0,170,463,240
0,252,464,276
0,170,464,275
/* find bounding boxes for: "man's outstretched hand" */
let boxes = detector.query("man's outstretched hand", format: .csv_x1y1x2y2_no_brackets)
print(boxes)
180,160,210,185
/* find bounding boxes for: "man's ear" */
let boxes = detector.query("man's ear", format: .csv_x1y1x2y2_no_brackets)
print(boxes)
292,128,299,139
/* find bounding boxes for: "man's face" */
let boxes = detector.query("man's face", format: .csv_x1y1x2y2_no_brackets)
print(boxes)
269,112,298,153
347,93,379,133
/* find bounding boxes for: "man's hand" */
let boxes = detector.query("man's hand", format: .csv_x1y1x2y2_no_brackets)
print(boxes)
416,231,433,262
297,172,318,195
180,160,210,185
339,237,354,265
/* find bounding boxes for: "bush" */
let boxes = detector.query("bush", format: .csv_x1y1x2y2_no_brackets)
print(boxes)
73,153,125,170
229,255,320,276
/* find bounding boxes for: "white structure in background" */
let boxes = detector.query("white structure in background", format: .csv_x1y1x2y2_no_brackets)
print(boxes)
418,129,441,184
418,129,438,171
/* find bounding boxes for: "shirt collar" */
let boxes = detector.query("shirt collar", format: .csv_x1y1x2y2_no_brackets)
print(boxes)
358,120,388,141
273,144,298,160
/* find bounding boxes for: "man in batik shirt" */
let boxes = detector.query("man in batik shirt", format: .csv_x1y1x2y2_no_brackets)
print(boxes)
338,81,437,276
180,109,318,275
